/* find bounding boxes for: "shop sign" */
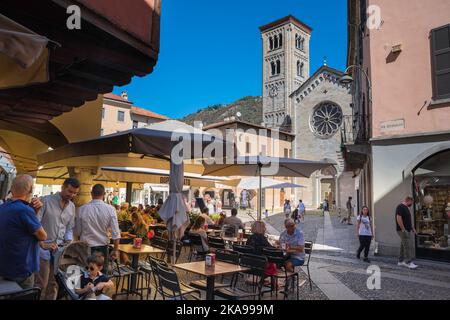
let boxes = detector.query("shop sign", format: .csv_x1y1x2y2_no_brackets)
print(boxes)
160,176,191,186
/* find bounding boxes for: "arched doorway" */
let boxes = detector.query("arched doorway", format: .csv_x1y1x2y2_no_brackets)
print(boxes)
412,149,450,262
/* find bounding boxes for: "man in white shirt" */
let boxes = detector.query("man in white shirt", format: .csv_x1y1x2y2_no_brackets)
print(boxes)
76,184,120,272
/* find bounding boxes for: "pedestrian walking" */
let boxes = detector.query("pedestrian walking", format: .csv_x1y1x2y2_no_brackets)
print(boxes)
283,200,291,219
356,206,373,263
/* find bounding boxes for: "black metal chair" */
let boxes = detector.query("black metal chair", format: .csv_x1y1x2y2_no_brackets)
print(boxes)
303,241,314,290
189,249,240,291
214,253,269,300
262,247,299,299
0,287,41,300
232,244,255,255
188,233,208,261
145,256,168,300
165,240,183,264
108,259,145,300
155,263,201,300
223,224,237,237
150,236,168,250
207,236,226,250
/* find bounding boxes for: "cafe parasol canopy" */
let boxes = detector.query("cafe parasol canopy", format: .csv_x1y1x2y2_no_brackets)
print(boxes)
37,120,233,260
203,156,336,220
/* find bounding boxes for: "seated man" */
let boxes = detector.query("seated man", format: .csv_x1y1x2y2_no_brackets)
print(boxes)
279,218,305,272
223,208,244,232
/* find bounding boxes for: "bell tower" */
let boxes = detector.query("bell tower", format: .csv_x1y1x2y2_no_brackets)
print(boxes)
260,15,312,131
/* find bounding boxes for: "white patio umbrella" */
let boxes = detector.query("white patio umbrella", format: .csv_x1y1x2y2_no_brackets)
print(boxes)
233,177,306,190
203,156,336,220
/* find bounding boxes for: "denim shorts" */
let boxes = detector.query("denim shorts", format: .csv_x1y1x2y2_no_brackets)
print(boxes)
287,258,304,267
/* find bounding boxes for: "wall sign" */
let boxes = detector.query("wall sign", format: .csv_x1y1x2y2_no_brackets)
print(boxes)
380,119,405,132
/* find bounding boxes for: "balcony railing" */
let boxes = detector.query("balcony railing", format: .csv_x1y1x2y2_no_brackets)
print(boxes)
341,114,369,145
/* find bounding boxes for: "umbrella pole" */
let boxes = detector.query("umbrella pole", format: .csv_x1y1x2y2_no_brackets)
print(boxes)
258,164,262,221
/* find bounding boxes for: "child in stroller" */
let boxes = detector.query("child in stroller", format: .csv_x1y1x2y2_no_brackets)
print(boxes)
75,254,113,300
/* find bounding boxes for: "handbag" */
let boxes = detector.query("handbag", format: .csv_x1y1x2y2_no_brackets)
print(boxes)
265,262,278,276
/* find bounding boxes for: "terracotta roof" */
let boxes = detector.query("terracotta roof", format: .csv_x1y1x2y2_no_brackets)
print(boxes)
259,15,312,33
103,93,133,104
131,106,169,120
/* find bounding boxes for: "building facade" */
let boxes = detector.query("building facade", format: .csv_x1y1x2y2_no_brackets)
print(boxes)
261,16,356,211
204,119,294,213
346,0,450,262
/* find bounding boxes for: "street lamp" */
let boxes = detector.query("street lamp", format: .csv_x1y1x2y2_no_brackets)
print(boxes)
338,65,372,102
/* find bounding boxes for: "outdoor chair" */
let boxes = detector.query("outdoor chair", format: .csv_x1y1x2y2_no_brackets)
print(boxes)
0,287,41,300
146,256,169,300
155,263,201,300
207,236,226,250
232,244,255,255
303,241,313,290
214,253,270,300
189,249,240,291
150,236,168,255
223,224,237,237
108,259,145,300
262,247,299,299
165,240,183,264
188,233,208,261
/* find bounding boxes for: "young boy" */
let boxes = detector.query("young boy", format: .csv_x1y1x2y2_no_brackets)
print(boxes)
75,254,113,300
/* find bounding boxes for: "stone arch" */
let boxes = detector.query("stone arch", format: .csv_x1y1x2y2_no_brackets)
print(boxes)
403,142,450,178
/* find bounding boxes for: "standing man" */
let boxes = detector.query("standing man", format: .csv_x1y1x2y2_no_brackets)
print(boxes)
76,184,121,272
0,175,46,289
297,200,305,222
346,197,354,225
35,177,80,300
396,196,418,269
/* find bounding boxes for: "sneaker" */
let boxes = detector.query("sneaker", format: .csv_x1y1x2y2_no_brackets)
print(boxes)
363,258,371,263
398,261,408,267
408,262,418,269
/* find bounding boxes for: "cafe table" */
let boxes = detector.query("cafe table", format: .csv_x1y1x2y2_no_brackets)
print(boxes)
118,244,165,293
0,279,22,296
173,261,250,300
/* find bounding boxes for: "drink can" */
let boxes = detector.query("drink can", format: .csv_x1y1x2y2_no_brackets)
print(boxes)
133,238,142,249
205,253,216,267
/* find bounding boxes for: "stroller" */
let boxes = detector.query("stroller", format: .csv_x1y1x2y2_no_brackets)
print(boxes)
54,241,91,300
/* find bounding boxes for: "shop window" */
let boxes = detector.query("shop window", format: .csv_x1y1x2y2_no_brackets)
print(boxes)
431,24,450,100
413,149,450,261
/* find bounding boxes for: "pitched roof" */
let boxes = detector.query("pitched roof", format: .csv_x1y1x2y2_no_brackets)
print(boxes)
103,93,133,104
289,65,345,98
259,15,313,33
203,119,295,137
131,106,169,120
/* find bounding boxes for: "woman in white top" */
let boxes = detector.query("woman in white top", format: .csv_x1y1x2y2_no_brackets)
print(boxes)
356,206,373,263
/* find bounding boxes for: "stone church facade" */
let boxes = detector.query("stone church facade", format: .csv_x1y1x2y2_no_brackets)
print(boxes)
261,16,356,210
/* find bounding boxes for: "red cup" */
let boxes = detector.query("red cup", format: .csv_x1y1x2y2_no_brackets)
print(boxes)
133,238,142,249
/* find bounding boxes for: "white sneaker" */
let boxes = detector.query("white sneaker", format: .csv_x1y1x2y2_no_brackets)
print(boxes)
408,262,418,269
398,261,408,267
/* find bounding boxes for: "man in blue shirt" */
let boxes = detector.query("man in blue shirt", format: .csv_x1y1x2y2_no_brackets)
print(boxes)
279,218,305,272
0,175,47,289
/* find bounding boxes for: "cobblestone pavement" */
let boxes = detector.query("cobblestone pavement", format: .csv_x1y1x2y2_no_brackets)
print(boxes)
262,211,450,300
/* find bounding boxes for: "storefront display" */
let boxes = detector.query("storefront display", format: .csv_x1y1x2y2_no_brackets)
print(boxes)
412,150,450,262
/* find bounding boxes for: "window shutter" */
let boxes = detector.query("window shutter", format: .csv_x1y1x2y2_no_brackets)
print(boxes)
431,24,450,100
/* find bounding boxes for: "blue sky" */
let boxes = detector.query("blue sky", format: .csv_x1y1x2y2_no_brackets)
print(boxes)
113,0,348,119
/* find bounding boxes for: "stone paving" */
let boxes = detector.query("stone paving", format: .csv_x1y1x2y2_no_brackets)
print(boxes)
262,211,450,300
